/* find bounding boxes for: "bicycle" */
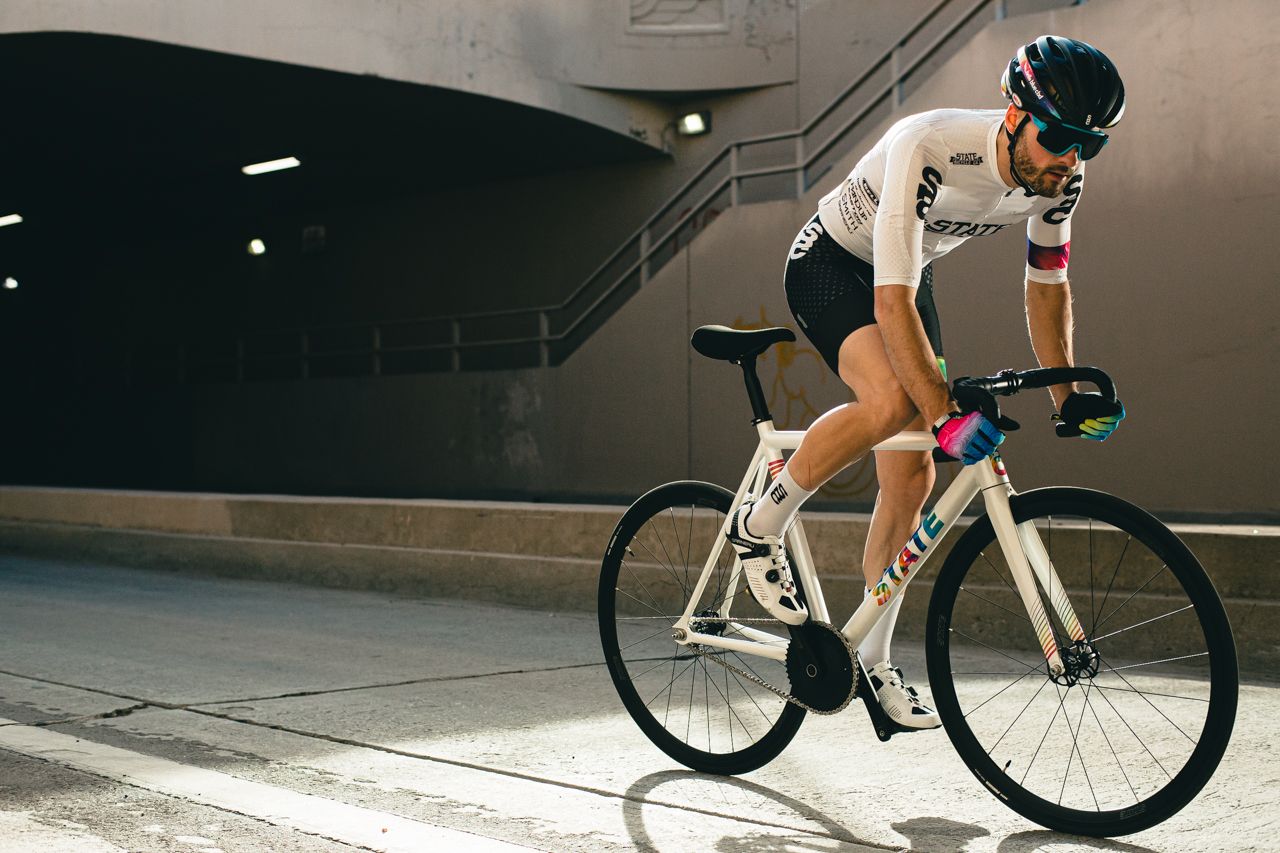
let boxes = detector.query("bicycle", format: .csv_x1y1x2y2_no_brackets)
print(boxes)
598,323,1237,837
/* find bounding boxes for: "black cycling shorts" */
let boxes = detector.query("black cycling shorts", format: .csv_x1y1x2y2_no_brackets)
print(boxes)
783,214,944,376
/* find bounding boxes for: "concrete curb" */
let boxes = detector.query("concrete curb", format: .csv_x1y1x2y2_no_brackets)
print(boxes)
2,486,1276,676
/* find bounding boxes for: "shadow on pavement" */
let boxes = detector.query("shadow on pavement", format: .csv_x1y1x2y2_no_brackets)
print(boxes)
619,770,1164,852
621,769,982,851
994,829,1160,852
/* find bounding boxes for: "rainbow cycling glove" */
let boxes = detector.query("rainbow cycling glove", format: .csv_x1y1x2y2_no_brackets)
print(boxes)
933,411,1005,465
1056,391,1126,441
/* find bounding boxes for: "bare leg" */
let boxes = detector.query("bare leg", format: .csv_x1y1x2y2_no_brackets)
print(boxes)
861,413,936,588
784,324,917,494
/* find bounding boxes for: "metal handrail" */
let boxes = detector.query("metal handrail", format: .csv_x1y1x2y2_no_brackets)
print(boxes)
142,0,1067,381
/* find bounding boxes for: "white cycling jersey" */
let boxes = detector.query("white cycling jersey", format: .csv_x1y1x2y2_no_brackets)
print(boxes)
815,108,1081,288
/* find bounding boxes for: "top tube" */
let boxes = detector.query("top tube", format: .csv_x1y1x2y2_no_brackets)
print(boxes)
758,422,935,453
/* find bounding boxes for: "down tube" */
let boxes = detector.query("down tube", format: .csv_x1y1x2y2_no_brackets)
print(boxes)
840,463,985,649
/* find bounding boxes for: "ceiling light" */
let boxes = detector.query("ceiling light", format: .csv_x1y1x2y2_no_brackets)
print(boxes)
241,156,301,176
247,238,267,256
3,277,17,290
0,213,24,228
676,111,711,136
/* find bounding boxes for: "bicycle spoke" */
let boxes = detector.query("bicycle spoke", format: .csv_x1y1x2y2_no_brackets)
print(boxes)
614,583,669,619
726,653,778,725
989,676,1052,755
686,656,697,743
619,623,679,653
1088,518,1096,633
1020,686,1067,786
1091,604,1194,644
668,507,690,579
1098,652,1208,673
1092,563,1172,636
628,654,687,684
960,584,1033,625
1083,684,1141,804
951,628,1042,674
978,549,1020,597
706,650,716,742
1097,660,1199,745
1057,680,1101,811
960,666,1039,720
1089,677,1172,780
1093,535,1131,636
630,534,690,598
1088,682,1210,704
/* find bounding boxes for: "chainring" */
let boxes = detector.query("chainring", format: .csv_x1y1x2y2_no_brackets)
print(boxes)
785,620,859,713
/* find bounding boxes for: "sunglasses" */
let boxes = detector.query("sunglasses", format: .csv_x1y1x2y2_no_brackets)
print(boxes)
1029,114,1109,160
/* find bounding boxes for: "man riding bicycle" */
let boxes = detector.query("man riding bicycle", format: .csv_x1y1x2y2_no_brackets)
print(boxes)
727,36,1128,729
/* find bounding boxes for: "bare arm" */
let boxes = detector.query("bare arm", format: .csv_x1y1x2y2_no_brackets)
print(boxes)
874,285,956,425
1024,278,1078,410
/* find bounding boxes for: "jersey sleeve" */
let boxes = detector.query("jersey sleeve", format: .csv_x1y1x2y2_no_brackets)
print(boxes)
1026,170,1084,284
872,125,940,288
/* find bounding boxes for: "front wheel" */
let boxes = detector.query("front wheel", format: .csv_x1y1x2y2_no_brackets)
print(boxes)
926,488,1237,836
599,481,804,775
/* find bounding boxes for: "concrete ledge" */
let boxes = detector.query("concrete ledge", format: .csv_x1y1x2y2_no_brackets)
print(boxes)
2,486,1277,676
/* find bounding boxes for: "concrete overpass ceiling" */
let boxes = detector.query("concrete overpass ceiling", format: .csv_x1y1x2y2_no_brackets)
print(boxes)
0,32,663,242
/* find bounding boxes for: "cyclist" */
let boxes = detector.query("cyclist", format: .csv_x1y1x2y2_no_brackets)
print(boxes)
727,36,1127,729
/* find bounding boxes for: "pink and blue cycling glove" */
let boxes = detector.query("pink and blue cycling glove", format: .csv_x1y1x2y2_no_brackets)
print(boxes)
934,411,1005,465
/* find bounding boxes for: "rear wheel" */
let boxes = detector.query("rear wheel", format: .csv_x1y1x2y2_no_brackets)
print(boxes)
599,481,804,774
926,488,1237,836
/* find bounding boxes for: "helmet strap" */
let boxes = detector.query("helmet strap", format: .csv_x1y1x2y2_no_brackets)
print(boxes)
1005,114,1037,197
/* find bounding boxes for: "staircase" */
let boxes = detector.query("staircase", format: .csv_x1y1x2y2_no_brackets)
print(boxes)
142,0,1081,384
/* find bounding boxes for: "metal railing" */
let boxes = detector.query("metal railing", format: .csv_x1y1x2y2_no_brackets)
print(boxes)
135,0,1074,383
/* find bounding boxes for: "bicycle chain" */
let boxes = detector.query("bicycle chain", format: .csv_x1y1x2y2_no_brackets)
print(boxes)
683,617,860,716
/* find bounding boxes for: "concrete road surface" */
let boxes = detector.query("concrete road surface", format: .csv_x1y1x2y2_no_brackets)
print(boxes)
0,555,1275,852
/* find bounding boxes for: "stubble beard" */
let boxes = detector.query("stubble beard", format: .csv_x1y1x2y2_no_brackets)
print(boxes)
1013,136,1071,198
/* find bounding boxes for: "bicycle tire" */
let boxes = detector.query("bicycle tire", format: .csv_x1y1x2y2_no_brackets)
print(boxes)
599,480,805,774
926,487,1237,836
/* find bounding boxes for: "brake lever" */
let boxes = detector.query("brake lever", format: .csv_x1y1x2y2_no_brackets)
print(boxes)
953,381,1021,432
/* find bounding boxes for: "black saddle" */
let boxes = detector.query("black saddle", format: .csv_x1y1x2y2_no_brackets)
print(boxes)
690,325,795,363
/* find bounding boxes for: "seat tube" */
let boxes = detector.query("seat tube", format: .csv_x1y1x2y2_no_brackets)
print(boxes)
978,456,1067,677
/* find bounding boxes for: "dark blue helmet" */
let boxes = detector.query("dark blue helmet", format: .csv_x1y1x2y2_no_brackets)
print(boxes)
1000,35,1125,130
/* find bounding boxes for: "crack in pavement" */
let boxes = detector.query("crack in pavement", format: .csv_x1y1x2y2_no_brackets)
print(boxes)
0,659,609,711
0,667,897,850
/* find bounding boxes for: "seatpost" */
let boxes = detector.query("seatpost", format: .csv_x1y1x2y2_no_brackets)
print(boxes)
735,355,774,424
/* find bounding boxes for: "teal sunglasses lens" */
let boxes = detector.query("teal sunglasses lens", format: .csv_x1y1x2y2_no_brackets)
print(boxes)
1029,114,1109,160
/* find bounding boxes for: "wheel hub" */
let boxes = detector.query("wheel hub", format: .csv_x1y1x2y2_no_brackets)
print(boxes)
1051,640,1100,687
690,609,726,637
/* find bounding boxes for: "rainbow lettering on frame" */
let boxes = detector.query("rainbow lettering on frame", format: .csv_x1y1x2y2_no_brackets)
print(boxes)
874,512,945,605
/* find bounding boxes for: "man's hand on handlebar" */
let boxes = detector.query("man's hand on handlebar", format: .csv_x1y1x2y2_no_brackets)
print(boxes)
934,411,1005,464
1055,391,1126,441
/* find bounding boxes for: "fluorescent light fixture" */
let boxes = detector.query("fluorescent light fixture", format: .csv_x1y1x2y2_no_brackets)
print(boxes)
241,156,301,176
247,238,267,256
3,277,17,290
0,213,24,228
676,111,711,136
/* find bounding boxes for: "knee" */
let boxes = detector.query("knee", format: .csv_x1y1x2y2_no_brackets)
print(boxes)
860,391,917,440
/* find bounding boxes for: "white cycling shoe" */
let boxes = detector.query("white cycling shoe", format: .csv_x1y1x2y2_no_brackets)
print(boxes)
868,662,942,730
726,501,808,625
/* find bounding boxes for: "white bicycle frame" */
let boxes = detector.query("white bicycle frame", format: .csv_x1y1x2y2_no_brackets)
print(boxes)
671,419,1088,678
